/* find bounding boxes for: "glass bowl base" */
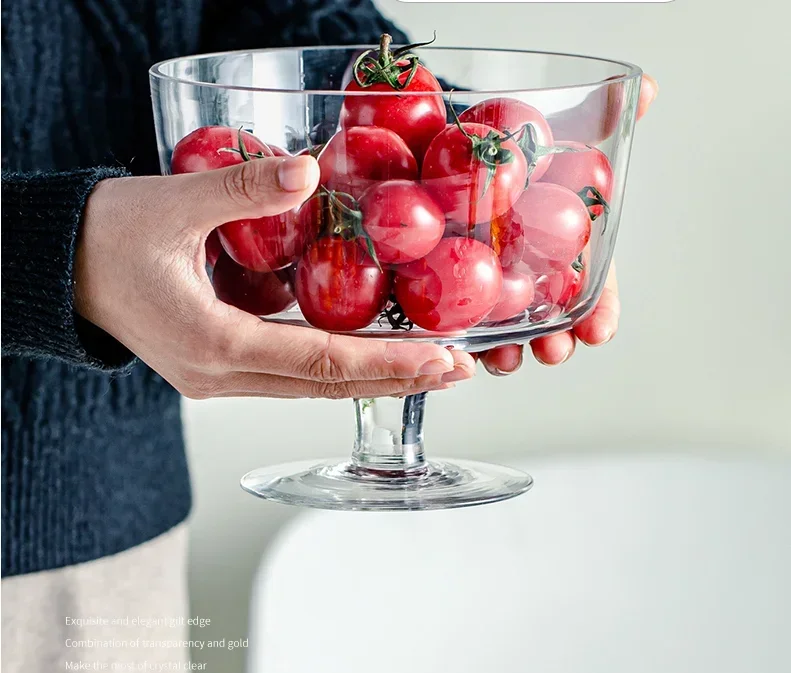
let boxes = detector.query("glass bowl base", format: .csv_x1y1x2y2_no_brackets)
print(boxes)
240,458,533,511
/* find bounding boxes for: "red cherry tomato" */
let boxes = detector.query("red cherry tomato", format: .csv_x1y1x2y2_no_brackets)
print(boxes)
297,192,330,241
508,183,591,271
171,126,271,174
358,180,445,265
340,65,445,163
393,237,503,332
339,34,446,163
445,214,525,270
216,138,304,272
295,237,392,331
205,230,224,269
171,126,301,273
459,97,554,181
421,122,527,229
531,264,585,311
485,265,536,323
212,253,296,316
563,267,585,305
539,141,613,218
318,127,418,200
217,209,307,273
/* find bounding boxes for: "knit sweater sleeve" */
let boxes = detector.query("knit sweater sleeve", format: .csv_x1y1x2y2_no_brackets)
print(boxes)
1,167,137,371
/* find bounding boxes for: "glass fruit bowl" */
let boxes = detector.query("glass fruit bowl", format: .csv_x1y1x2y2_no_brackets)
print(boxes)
149,37,642,511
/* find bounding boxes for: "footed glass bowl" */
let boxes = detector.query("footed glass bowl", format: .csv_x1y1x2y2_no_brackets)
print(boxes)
150,38,642,511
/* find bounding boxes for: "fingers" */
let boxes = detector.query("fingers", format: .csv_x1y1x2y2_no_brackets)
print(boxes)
574,261,620,346
637,74,659,121
481,345,524,376
200,371,461,401
177,332,476,400
180,155,320,231
531,331,576,366
223,312,477,382
527,259,618,363
574,287,620,347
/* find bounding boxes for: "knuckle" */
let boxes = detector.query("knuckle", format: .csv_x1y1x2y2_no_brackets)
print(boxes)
178,370,223,400
304,333,345,382
309,380,353,400
220,161,262,208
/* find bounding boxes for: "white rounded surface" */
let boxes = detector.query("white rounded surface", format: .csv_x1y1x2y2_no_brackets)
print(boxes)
246,453,791,673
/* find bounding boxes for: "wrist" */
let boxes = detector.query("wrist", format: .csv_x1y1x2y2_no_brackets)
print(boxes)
74,176,126,328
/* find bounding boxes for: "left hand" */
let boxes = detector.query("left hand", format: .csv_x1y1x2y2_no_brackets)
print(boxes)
480,74,658,376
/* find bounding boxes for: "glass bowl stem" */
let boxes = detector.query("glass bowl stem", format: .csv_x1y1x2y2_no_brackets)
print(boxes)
352,394,428,475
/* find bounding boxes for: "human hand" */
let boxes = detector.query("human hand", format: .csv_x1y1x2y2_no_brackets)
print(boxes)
479,74,658,376
75,156,475,399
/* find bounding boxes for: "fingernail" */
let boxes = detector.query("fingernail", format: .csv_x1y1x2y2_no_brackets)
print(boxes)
482,352,522,377
482,360,507,377
418,357,454,376
535,349,572,367
585,326,616,348
428,382,456,392
441,364,474,384
643,76,659,107
276,156,316,192
399,382,455,398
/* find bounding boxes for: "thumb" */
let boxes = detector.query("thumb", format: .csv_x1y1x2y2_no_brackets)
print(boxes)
183,155,320,231
636,74,658,121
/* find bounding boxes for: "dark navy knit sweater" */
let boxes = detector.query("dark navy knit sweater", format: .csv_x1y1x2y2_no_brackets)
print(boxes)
1,0,407,578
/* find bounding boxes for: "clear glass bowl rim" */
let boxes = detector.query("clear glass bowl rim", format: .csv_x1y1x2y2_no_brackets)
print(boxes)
149,45,642,96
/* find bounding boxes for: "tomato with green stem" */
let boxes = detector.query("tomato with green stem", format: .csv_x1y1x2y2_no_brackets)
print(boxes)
297,188,381,268
421,121,527,230
340,33,446,163
171,126,272,174
172,126,304,273
539,141,613,219
295,236,392,332
459,97,555,182
508,183,592,272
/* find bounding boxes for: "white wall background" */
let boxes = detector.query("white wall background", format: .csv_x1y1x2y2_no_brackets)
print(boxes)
183,1,791,670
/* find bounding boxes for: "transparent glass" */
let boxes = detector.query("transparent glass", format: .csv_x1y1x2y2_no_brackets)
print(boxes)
150,44,642,511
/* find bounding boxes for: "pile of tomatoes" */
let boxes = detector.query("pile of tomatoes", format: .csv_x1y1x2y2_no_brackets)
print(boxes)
172,34,613,334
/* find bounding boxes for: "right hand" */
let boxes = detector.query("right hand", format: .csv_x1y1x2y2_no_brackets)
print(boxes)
75,155,475,399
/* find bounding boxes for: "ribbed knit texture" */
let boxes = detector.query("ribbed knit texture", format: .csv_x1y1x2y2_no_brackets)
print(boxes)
2,169,135,369
1,0,407,577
